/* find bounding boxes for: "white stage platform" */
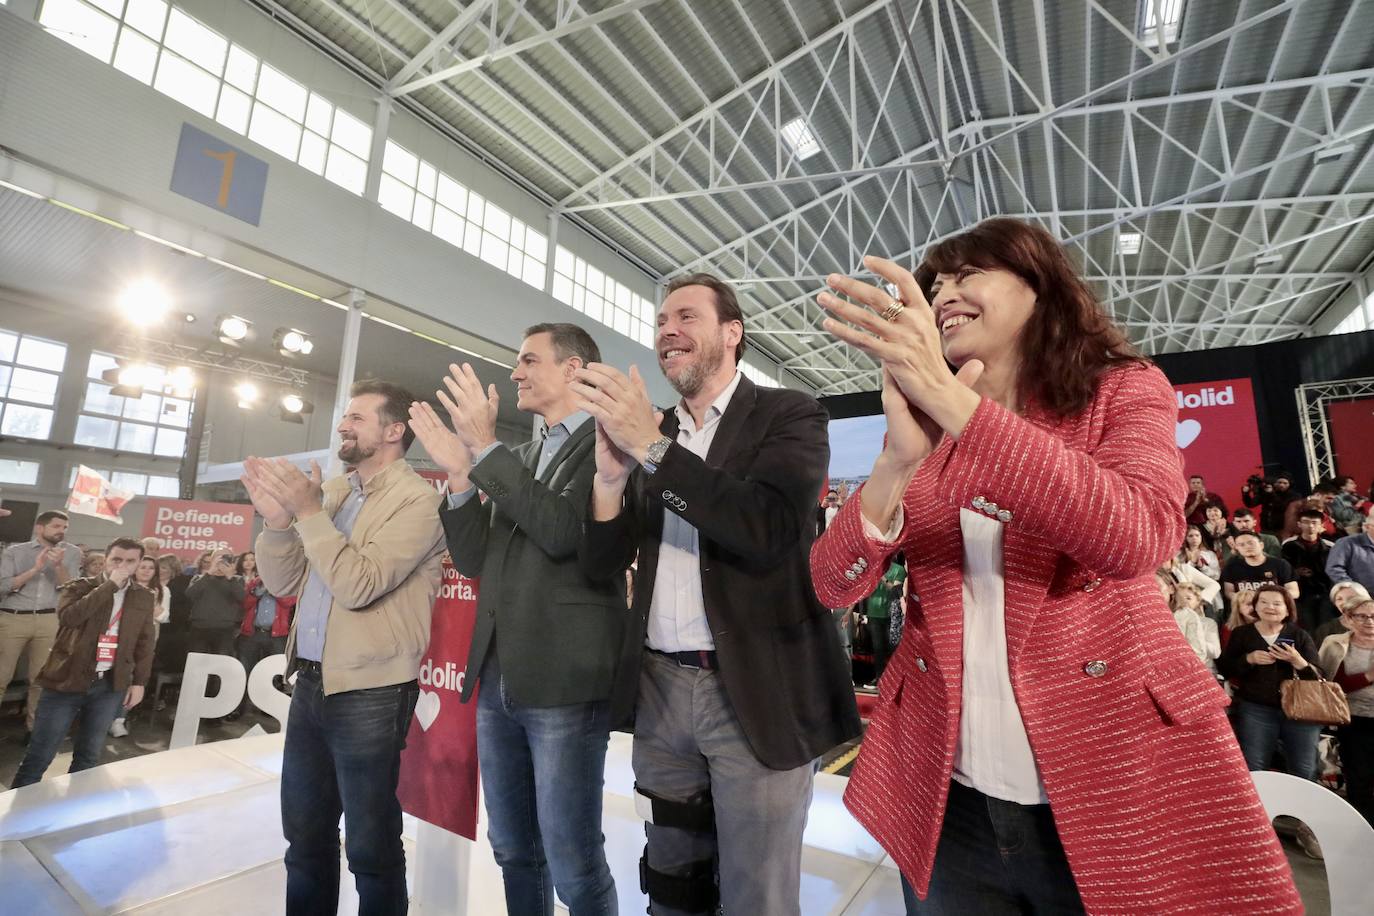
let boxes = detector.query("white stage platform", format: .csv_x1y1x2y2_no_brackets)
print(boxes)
0,731,904,915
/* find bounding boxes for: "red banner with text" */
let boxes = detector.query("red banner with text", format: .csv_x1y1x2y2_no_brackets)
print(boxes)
141,498,254,561
396,560,481,839
1172,378,1265,511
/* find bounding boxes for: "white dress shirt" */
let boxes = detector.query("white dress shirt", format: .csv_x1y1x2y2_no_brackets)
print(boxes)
865,507,1047,805
645,371,743,653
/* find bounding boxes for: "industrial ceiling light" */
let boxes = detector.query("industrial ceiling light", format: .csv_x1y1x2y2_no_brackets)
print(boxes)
274,327,314,357
116,280,172,323
234,380,260,409
779,117,821,161
1117,232,1142,255
167,366,196,398
276,391,316,424
216,314,252,345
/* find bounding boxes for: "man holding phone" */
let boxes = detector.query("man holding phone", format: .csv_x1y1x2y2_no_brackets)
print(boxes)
186,549,246,659
0,509,83,735
11,537,156,787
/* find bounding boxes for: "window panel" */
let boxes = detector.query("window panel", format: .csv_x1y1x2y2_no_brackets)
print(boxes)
330,109,371,159
117,422,156,453
378,174,415,220
8,368,59,405
147,475,180,498
383,140,418,185
324,148,366,195
298,130,327,175
0,330,16,363
249,102,302,161
215,85,252,135
525,229,547,259
2,404,54,439
41,0,119,63
122,391,163,423
436,174,466,212
155,426,187,457
124,0,167,39
0,459,40,486
551,273,573,305
411,195,434,233
482,204,511,239
17,336,66,371
466,192,484,222
461,221,482,258
87,351,119,379
86,0,122,17
111,471,148,494
417,161,437,199
0,366,10,398
154,51,220,118
480,233,509,270
305,92,333,135
163,8,226,75
521,258,544,289
113,27,159,84
432,205,465,247
554,246,574,277
84,381,125,416
224,44,257,92
586,266,604,296
162,397,191,427
255,63,307,121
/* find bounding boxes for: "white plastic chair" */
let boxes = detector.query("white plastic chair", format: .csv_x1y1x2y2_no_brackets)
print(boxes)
1250,770,1374,916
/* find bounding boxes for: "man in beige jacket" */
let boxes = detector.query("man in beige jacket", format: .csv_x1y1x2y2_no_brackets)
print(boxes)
243,379,444,916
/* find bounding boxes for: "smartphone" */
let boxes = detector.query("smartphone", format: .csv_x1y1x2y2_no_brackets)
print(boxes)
1273,636,1296,650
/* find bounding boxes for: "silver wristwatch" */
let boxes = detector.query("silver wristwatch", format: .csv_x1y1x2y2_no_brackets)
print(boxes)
641,435,673,474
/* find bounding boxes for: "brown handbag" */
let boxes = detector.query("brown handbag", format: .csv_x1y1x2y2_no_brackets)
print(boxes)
1280,672,1351,726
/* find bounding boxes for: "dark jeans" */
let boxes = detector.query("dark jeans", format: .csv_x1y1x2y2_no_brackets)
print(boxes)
1235,699,1321,780
867,615,892,681
1338,715,1374,827
280,668,419,916
235,630,287,713
901,780,1084,914
12,675,125,788
477,656,616,916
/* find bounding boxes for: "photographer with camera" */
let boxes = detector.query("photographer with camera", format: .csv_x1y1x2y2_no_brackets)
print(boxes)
1243,472,1302,536
186,549,246,661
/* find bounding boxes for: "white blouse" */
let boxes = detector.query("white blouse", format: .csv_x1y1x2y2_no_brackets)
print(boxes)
866,507,1047,805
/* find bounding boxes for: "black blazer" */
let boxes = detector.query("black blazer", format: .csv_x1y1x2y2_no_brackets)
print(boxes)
581,376,862,770
441,421,632,707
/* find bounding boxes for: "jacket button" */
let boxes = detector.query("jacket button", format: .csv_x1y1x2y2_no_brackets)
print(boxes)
1083,578,1101,592
972,496,986,509
916,657,928,672
844,570,857,581
996,509,1012,523
1084,660,1108,678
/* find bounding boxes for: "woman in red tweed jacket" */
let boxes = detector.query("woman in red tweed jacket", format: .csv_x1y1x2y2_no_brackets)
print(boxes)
811,218,1301,914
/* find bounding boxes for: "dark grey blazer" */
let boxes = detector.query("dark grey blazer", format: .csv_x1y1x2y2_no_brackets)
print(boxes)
440,422,632,707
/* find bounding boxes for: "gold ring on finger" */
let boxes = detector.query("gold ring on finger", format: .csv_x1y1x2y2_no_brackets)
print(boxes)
880,299,906,322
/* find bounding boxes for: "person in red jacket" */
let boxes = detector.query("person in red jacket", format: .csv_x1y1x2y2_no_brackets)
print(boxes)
231,551,295,720
812,218,1301,914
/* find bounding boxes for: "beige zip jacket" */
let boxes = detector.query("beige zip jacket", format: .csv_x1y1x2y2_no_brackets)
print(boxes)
255,458,444,695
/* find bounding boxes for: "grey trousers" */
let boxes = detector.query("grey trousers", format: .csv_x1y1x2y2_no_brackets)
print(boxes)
633,649,815,916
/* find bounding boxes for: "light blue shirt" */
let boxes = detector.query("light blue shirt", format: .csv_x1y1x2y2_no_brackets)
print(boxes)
447,411,592,509
294,472,367,661
253,584,278,629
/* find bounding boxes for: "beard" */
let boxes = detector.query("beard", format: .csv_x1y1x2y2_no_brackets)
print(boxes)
338,437,376,465
665,330,727,398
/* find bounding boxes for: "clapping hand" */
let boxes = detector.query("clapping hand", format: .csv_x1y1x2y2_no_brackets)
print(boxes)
571,364,663,462
408,400,472,489
436,363,499,456
243,457,324,521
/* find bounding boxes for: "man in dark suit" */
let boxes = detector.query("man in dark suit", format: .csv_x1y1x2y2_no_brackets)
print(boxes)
407,323,627,916
572,275,861,916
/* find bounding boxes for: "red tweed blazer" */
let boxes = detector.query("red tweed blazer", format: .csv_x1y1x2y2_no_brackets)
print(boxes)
812,365,1301,914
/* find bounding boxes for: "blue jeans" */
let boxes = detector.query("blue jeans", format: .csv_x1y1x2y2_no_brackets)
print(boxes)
280,669,418,916
477,656,615,916
1235,699,1321,779
901,780,1084,914
11,676,125,788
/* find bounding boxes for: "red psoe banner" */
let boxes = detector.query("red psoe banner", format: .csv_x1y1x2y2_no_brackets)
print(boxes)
1172,378,1265,509
141,498,254,560
396,560,481,839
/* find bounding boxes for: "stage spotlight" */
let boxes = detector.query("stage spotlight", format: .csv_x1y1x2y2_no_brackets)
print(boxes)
216,314,252,345
234,381,260,409
274,328,314,357
167,366,196,398
116,280,172,322
276,392,315,424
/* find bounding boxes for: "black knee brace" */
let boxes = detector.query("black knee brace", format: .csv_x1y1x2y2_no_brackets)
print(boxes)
635,784,718,912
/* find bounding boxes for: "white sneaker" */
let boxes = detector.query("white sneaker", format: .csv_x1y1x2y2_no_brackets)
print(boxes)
109,718,128,737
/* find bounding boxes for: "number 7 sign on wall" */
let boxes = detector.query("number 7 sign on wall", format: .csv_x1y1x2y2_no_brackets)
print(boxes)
169,123,268,225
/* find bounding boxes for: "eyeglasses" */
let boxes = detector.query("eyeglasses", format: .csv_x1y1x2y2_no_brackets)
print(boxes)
1347,614,1374,624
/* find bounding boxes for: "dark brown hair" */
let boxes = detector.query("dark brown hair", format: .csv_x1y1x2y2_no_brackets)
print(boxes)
36,510,69,525
914,218,1145,417
524,323,601,365
665,272,747,363
1252,583,1297,621
350,378,418,451
105,537,145,558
